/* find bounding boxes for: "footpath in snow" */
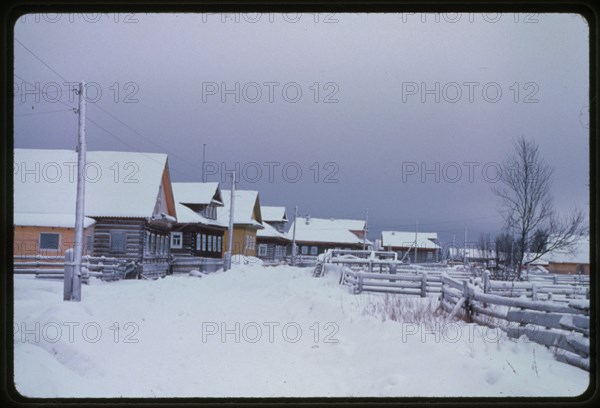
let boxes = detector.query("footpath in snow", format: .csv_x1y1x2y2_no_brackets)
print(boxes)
13,261,589,397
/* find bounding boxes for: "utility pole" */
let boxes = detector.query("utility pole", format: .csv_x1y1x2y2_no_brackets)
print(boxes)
452,234,456,261
363,208,369,250
291,205,298,266
224,171,236,271
414,220,418,264
463,226,468,266
202,143,207,182
69,81,86,301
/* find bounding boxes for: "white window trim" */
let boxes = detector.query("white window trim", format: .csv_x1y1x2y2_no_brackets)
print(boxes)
170,232,183,249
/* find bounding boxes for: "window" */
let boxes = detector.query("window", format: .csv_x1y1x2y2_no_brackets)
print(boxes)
208,235,213,252
310,246,318,255
145,232,150,254
275,245,285,258
258,244,267,257
245,234,256,250
86,235,93,254
39,232,60,250
301,246,308,255
201,234,207,251
171,232,183,249
217,236,222,253
110,232,127,254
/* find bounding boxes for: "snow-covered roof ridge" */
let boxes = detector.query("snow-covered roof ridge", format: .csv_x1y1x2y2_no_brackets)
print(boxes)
14,212,96,228
217,189,263,228
287,216,368,245
172,182,223,206
14,148,171,220
261,206,288,223
381,230,440,250
257,221,290,240
541,235,590,265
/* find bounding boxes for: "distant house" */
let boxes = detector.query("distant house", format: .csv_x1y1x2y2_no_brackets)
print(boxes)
170,182,228,260
217,190,264,257
542,235,590,275
447,247,496,266
14,148,177,278
381,231,441,263
256,206,290,262
287,216,369,256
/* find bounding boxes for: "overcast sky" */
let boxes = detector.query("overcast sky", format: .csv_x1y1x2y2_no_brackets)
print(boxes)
13,12,589,246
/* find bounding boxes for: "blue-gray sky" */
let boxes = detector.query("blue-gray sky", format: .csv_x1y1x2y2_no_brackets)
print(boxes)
13,13,589,246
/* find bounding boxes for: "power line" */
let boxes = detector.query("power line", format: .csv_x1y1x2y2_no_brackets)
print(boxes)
15,38,69,83
15,38,205,174
14,108,74,116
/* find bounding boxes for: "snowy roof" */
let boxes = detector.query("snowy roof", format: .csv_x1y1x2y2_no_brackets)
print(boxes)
173,203,228,228
217,190,263,228
257,221,290,240
14,148,173,220
172,182,223,206
541,236,590,265
261,206,288,223
381,231,440,250
287,217,367,245
14,213,96,229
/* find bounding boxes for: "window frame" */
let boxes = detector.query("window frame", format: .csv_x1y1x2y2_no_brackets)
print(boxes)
39,232,60,251
170,232,183,249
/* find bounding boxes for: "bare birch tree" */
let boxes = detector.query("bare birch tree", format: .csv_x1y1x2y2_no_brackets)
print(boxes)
493,137,585,279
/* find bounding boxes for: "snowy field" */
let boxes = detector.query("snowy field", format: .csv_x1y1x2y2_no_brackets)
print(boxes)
14,262,588,398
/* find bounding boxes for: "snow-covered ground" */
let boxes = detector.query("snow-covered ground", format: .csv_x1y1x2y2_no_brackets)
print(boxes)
14,262,588,397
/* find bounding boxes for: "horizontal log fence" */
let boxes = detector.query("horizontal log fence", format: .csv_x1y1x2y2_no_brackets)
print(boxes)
441,272,590,371
14,254,138,282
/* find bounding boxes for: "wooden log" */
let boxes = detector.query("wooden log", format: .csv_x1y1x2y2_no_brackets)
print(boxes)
470,290,588,315
471,303,507,320
558,315,590,336
506,310,589,334
564,334,590,357
358,287,422,296
448,297,466,320
554,351,590,371
359,281,423,290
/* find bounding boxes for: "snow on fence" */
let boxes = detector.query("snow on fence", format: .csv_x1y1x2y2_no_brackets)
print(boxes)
526,273,590,286
440,272,590,371
170,256,224,274
13,254,137,281
337,266,473,297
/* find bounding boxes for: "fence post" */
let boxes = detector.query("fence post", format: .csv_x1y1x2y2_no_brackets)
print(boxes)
483,270,490,294
531,282,538,301
63,248,74,301
421,272,427,298
553,275,558,285
357,272,364,294
368,260,372,274
463,280,471,321
440,274,445,304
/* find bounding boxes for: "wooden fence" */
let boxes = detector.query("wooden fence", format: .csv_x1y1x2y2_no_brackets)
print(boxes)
440,272,590,371
14,254,138,281
170,256,224,274
338,266,474,296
